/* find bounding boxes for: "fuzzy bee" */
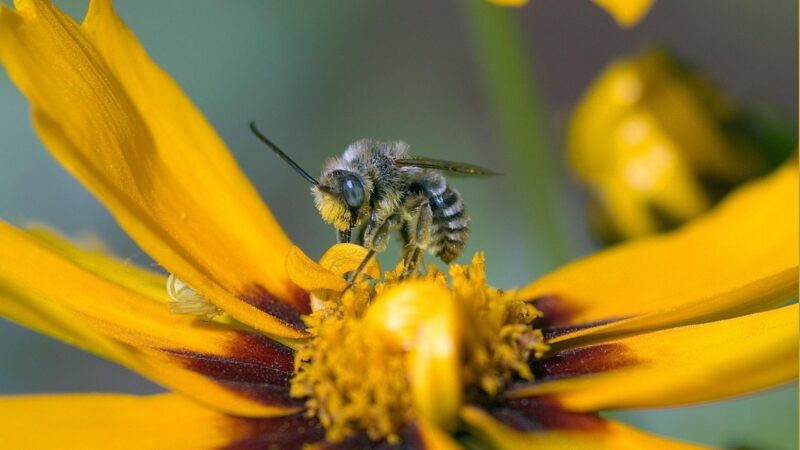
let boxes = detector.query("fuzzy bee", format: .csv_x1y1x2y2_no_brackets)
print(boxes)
250,123,495,277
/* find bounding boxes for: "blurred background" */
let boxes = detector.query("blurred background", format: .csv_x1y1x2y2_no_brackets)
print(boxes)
0,0,796,448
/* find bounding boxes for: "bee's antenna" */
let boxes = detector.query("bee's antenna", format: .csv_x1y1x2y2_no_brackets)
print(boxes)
249,122,320,186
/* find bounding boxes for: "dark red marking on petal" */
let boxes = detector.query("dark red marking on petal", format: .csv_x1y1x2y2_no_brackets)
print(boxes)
228,331,295,373
541,317,626,341
319,435,398,450
223,413,326,450
291,285,312,313
165,350,301,407
162,331,295,384
527,295,626,340
399,423,425,450
221,381,302,408
486,397,607,432
529,294,581,328
530,343,638,381
240,284,310,331
163,333,303,407
164,349,291,386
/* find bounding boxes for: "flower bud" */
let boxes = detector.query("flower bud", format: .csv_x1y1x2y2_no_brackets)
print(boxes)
568,49,794,243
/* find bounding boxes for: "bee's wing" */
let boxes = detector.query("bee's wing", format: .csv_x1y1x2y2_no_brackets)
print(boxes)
395,156,498,176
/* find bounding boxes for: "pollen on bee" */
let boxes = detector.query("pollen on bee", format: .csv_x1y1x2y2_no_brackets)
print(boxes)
319,198,350,230
166,274,222,319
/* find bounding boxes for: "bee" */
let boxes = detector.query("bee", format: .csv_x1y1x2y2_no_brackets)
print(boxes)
250,123,495,278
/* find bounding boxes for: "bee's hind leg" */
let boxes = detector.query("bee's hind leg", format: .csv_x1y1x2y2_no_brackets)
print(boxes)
401,197,432,279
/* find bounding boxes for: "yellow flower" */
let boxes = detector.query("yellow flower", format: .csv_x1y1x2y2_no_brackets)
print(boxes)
0,1,796,449
568,49,794,242
489,0,654,28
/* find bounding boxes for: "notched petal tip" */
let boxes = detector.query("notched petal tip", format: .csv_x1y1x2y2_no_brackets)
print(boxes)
86,0,114,17
0,4,21,30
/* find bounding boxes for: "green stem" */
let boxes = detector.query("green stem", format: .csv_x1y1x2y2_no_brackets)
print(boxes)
462,0,574,268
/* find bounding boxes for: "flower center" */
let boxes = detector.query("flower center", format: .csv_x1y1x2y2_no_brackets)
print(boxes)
290,253,548,442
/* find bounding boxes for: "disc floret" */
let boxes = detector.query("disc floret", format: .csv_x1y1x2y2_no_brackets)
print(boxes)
290,253,548,442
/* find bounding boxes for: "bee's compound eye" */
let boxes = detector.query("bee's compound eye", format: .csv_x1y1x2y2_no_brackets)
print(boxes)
342,175,364,209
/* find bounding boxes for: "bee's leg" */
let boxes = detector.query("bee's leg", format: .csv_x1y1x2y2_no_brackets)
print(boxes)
353,224,366,246
348,214,399,284
347,249,376,285
402,198,432,279
401,247,423,279
337,228,351,244
362,212,399,254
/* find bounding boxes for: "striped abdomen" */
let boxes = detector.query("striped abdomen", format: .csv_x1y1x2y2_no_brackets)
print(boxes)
428,184,470,263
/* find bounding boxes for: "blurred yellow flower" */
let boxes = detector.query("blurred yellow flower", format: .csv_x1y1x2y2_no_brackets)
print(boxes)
568,49,794,242
591,0,654,27
489,0,654,27
0,1,796,449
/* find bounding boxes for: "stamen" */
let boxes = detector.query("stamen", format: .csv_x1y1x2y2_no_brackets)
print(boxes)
290,253,549,442
291,281,413,442
166,274,222,319
452,255,549,397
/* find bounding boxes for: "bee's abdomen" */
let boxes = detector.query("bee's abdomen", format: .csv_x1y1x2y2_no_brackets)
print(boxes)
428,185,469,263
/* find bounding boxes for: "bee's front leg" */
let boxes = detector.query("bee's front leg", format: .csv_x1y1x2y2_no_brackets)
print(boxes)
362,212,399,253
347,213,399,284
337,228,351,244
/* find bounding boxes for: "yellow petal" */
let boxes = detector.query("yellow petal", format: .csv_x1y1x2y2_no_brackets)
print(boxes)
592,0,654,27
286,246,349,292
0,394,235,450
487,0,528,6
408,294,462,431
365,282,463,431
0,220,300,417
318,243,381,279
285,244,381,293
0,393,325,450
462,404,707,449
486,0,654,27
521,164,798,343
25,225,169,302
509,304,798,411
0,0,308,338
416,420,464,450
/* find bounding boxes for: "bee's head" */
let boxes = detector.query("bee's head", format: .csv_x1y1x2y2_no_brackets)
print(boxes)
248,123,372,238
312,169,371,232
